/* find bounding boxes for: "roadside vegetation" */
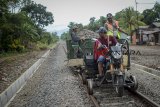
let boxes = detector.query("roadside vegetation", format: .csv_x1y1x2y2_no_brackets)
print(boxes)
0,0,59,57
61,2,160,40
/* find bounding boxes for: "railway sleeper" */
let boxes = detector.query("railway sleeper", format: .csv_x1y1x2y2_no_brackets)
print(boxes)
100,100,135,107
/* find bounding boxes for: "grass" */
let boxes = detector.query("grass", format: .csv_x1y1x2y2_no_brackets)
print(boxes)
0,51,27,64
37,41,58,50
48,43,57,49
0,51,25,58
0,42,58,59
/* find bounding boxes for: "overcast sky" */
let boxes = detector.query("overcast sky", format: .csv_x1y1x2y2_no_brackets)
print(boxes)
33,0,159,34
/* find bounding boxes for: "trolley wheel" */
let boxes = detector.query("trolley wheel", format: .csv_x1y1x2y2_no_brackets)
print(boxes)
115,75,124,97
87,79,93,95
81,72,87,84
130,75,138,91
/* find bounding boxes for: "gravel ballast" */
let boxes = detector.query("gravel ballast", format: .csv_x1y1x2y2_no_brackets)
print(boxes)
127,67,160,105
8,41,93,107
130,45,160,104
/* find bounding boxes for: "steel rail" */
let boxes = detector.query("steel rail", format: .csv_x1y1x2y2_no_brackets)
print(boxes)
78,74,100,107
134,91,160,107
90,95,100,107
78,73,160,107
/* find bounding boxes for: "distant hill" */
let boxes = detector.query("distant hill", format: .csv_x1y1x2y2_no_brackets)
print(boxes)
56,28,69,36
45,24,69,36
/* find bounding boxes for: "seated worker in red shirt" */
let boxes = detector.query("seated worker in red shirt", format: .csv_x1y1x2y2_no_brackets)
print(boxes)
94,27,117,78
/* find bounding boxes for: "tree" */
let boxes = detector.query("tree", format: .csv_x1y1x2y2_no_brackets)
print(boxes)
61,32,69,40
0,11,39,51
142,2,160,24
115,7,145,34
67,22,84,34
153,2,160,21
20,0,32,7
0,0,57,52
8,0,21,13
86,16,106,31
122,7,137,33
89,17,96,23
99,16,106,26
67,22,76,29
114,7,145,43
21,2,54,28
142,9,156,25
88,17,100,31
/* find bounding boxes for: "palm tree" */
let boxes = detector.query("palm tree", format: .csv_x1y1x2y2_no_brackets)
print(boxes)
121,7,145,42
123,7,136,34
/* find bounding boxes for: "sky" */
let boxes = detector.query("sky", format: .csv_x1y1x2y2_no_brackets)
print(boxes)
33,0,159,35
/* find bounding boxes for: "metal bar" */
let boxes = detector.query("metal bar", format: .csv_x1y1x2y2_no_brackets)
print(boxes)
85,85,100,107
78,74,100,107
135,91,160,107
90,95,100,107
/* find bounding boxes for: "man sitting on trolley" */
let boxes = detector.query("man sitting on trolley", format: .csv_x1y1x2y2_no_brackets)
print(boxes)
94,27,117,79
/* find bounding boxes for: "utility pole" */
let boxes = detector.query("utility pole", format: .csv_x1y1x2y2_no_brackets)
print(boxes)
135,0,138,27
134,0,138,44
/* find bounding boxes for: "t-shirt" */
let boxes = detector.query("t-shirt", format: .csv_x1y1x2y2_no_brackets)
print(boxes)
94,36,117,60
98,36,117,47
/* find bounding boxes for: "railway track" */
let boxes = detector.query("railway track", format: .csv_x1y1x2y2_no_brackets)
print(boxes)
78,74,160,107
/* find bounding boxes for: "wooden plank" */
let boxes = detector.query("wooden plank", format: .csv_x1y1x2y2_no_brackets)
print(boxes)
67,59,84,67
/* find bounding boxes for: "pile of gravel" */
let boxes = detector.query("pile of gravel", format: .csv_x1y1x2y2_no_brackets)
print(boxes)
78,29,99,39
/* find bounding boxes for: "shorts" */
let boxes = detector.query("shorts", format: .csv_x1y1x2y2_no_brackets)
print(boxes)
97,55,106,64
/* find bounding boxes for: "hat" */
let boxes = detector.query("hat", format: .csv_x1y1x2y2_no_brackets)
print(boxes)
107,13,113,19
97,27,107,33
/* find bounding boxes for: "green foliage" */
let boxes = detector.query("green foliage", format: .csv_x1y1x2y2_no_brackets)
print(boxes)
142,2,160,25
0,11,39,51
115,7,145,34
67,22,83,30
8,39,25,52
40,32,59,45
21,2,54,28
67,22,84,35
142,9,155,25
85,7,146,35
87,17,99,31
0,0,57,54
85,16,106,32
37,42,48,50
38,32,59,50
61,32,69,40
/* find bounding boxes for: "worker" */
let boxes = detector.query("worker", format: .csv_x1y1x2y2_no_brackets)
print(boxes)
71,26,80,44
94,27,117,79
104,13,126,39
70,26,84,58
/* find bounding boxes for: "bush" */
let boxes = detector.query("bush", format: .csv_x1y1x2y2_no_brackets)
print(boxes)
7,39,25,52
16,45,25,52
37,42,48,50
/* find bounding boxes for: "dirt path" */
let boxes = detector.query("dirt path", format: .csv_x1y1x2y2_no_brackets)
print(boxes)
8,41,93,107
130,45,160,70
